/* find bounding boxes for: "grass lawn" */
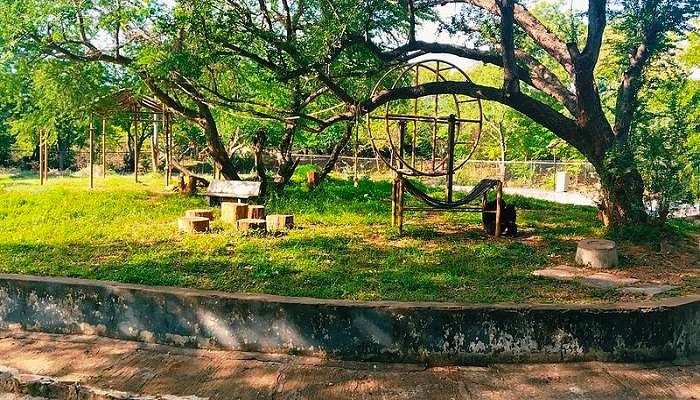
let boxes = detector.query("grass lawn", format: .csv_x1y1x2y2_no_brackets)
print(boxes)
1,169,698,304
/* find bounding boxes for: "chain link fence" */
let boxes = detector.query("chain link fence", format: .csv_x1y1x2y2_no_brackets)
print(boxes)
288,154,600,193
5,146,600,193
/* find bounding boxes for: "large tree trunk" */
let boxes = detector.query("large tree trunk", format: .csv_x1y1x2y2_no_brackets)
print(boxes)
274,120,299,191
198,104,240,180
590,145,647,227
597,166,647,227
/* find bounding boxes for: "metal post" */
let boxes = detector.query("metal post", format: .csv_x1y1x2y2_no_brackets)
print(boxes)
397,121,407,233
89,115,94,189
166,112,172,186
412,66,418,168
152,113,158,175
162,108,167,186
398,121,406,168
431,61,439,172
43,130,48,182
102,118,107,178
39,130,44,186
353,119,359,187
495,181,503,237
446,114,456,203
133,109,139,183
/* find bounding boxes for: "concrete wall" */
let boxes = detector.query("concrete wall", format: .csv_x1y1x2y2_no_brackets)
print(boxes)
0,274,698,364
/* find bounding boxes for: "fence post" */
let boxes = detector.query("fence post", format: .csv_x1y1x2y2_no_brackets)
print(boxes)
89,115,94,189
39,130,44,186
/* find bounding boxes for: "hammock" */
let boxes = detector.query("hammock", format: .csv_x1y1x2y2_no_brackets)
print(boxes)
402,178,499,209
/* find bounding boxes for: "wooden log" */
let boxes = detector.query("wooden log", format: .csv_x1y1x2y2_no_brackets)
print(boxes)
237,218,267,232
307,170,318,186
178,216,209,233
266,214,294,231
185,209,214,220
221,203,248,224
248,205,266,219
575,239,619,268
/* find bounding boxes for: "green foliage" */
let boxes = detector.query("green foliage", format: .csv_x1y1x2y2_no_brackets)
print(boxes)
630,59,700,221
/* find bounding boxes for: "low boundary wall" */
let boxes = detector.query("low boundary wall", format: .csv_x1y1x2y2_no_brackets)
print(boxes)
0,274,698,364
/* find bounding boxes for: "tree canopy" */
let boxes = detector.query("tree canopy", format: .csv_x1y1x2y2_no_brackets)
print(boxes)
0,0,698,226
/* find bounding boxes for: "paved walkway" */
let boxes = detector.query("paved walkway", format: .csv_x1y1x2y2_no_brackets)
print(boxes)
0,331,698,399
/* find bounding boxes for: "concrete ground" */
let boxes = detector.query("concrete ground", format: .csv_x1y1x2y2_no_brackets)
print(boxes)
0,331,698,400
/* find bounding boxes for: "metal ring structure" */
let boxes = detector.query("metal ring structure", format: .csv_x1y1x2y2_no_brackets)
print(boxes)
367,59,483,178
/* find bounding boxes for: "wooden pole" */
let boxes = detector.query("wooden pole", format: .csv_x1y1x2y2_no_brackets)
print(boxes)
495,181,503,237
39,130,44,186
89,115,94,189
102,118,107,178
446,114,455,203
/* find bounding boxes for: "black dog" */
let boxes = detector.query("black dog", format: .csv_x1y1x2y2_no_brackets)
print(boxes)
482,199,517,236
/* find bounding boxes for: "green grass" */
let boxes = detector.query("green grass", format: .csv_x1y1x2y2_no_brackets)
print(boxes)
1,169,697,304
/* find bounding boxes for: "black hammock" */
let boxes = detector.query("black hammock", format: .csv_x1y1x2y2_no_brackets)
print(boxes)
401,178,499,209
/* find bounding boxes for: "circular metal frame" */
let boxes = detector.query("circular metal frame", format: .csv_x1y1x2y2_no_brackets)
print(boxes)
367,59,483,177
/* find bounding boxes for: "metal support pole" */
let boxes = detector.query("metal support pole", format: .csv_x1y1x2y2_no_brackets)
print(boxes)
446,114,456,203
162,108,167,186
398,121,406,167
133,109,139,183
39,130,44,186
102,118,107,178
43,130,48,182
495,181,503,237
89,115,94,189
431,63,439,172
481,191,488,230
397,121,407,233
152,113,158,175
353,119,359,187
166,112,172,186
412,66,418,168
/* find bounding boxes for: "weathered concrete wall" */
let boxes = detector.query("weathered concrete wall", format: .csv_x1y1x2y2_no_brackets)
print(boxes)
0,274,698,364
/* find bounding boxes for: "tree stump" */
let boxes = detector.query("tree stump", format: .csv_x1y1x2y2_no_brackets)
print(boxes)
185,209,214,220
221,203,248,224
178,216,209,233
307,171,318,186
185,175,197,195
266,214,294,231
575,239,618,268
237,218,267,232
248,205,266,219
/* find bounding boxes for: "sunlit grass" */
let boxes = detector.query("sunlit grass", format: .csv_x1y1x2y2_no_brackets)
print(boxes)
0,169,696,304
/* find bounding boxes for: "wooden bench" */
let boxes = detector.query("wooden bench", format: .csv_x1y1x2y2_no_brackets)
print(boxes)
200,180,262,206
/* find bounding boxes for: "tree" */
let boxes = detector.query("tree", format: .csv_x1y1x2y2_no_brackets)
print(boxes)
308,0,699,226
